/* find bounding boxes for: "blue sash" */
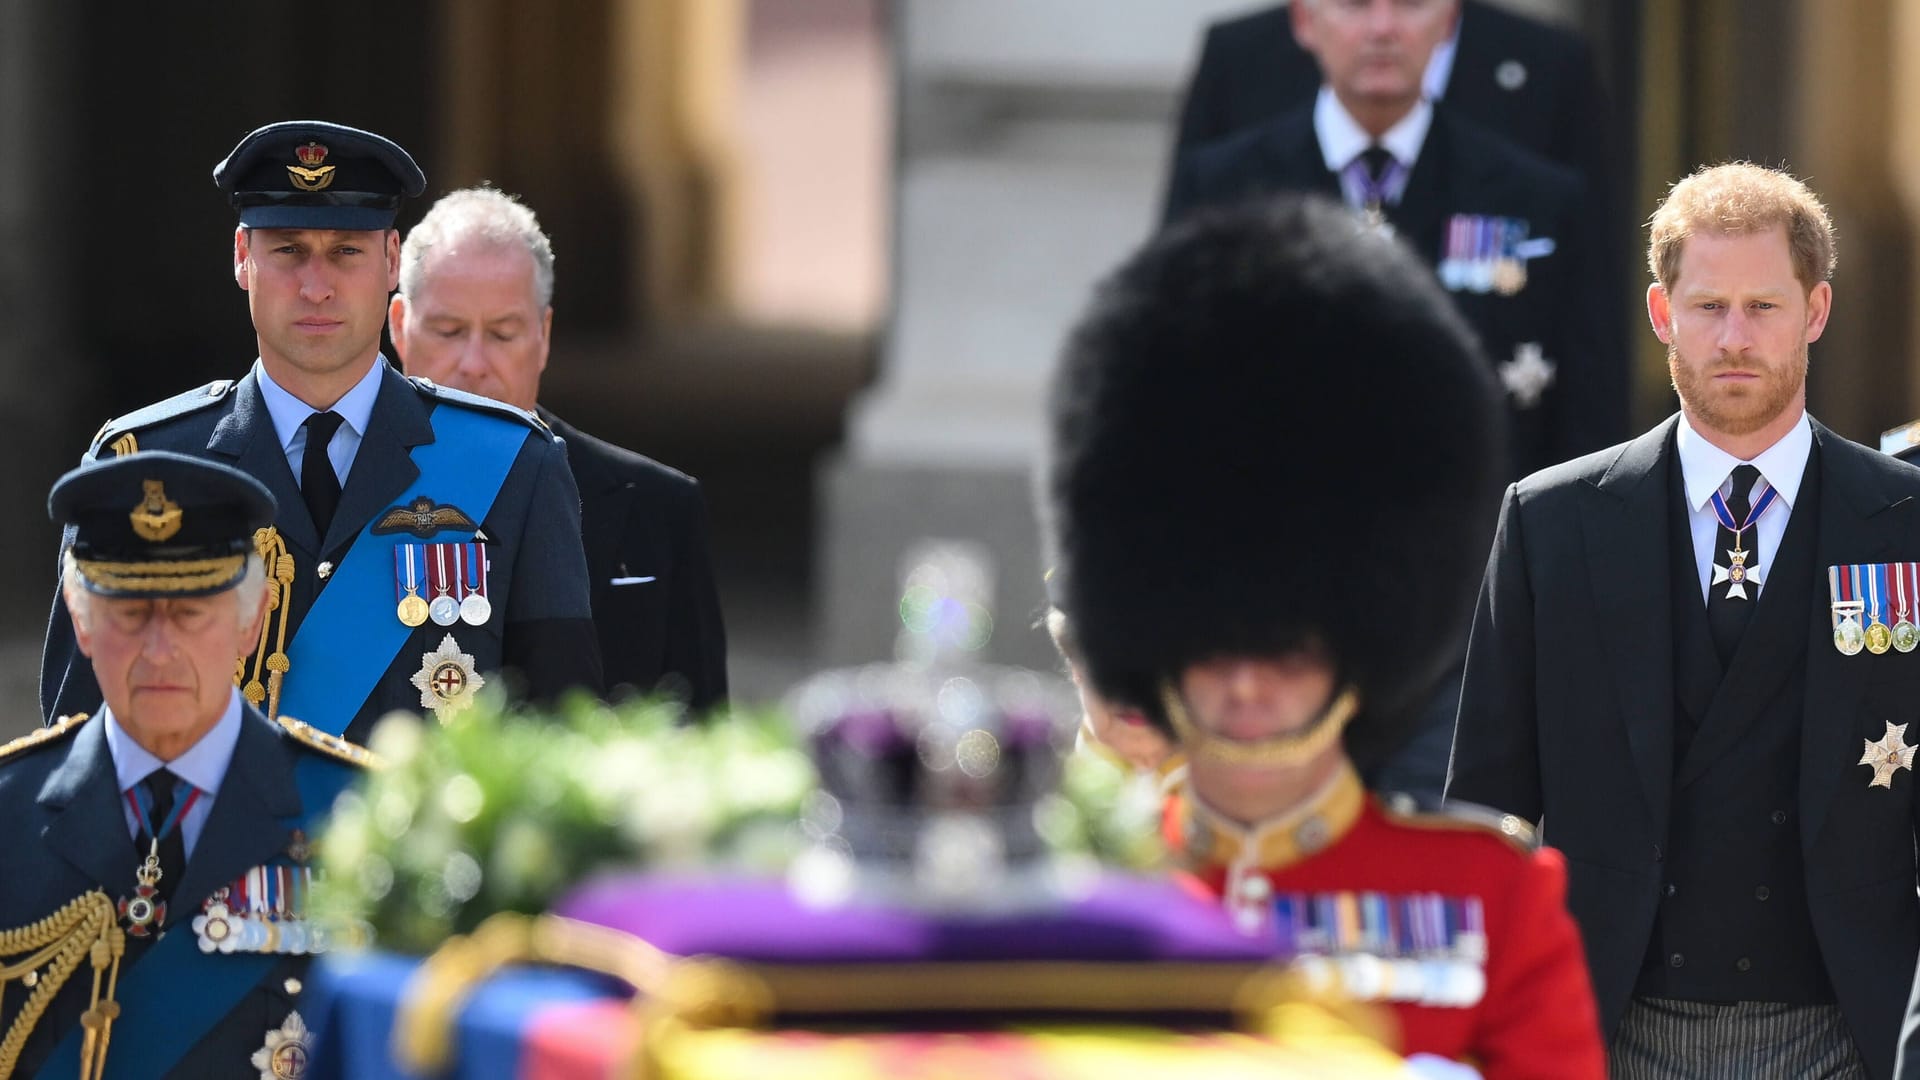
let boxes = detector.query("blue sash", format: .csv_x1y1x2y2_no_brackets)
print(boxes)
277,404,526,736
44,764,357,1078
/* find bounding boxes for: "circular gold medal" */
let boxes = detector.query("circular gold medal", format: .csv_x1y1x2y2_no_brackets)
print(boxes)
1836,618,1866,656
1867,621,1894,655
397,594,430,627
1895,620,1920,654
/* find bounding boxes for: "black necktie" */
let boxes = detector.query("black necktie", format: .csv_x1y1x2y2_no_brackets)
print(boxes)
302,411,344,536
1359,144,1395,185
136,769,190,909
1707,464,1763,665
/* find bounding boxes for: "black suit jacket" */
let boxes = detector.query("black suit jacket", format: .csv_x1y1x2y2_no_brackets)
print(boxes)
0,708,360,1077
1451,416,1920,1078
42,364,602,740
1165,103,1625,477
1170,1,1613,190
541,408,728,710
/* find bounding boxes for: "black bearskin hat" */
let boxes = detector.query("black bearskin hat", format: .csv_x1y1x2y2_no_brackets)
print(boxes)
1044,195,1506,771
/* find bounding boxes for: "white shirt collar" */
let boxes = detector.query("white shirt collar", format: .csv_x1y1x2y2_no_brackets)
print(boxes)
1676,411,1813,513
1313,86,1433,174
253,356,387,454
103,687,244,799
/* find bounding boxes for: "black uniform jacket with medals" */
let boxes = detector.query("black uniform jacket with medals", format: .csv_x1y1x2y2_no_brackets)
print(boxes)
40,363,603,741
1164,103,1624,480
538,408,728,711
1169,0,1612,185
0,709,369,1078
1451,416,1920,1079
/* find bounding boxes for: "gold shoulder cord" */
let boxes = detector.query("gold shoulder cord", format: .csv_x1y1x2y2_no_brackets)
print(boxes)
0,891,125,1079
236,527,297,719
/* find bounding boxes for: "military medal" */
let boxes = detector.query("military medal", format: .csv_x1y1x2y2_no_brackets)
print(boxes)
1860,721,1918,788
428,544,460,626
1271,891,1487,1008
1830,565,1866,656
117,777,201,936
193,887,241,954
395,545,429,627
1894,563,1919,653
412,633,486,723
1866,564,1894,654
1709,474,1778,600
458,541,492,626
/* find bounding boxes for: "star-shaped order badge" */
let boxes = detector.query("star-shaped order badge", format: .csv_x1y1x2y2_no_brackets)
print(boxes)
1859,721,1918,789
252,1009,311,1079
411,633,485,723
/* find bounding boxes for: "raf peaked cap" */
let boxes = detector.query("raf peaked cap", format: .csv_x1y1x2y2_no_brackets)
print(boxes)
1046,195,1507,770
214,120,426,230
51,451,276,598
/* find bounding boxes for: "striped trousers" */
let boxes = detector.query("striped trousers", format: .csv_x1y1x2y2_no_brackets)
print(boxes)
1610,997,1865,1079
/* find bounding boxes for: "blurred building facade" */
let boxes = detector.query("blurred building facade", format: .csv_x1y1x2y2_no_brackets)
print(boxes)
4,0,1920,718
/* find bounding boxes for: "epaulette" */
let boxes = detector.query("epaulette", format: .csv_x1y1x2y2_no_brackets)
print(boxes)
1379,791,1538,854
276,715,385,770
407,376,552,436
0,713,90,764
88,380,237,456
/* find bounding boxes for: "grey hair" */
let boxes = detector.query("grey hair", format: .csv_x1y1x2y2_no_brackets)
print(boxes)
398,186,556,307
63,551,267,635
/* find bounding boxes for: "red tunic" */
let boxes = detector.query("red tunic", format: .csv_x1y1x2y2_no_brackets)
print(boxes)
1166,777,1606,1080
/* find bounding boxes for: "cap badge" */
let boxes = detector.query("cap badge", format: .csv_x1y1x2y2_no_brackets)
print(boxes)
287,142,336,192
129,480,183,542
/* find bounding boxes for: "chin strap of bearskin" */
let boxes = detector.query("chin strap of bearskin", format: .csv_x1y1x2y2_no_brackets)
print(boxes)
0,890,126,1079
1161,683,1360,768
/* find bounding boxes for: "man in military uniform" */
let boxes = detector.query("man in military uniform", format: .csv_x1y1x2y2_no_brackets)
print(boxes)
388,187,727,709
0,451,377,1077
1452,164,1918,1077
1044,195,1604,1077
40,121,601,742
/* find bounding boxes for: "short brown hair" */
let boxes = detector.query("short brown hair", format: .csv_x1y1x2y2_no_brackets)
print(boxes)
1647,163,1836,291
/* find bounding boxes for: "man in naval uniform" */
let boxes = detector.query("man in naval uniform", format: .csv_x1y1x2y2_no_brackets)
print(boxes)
1451,164,1920,1078
0,451,376,1078
389,187,728,710
1044,195,1604,1077
39,121,602,742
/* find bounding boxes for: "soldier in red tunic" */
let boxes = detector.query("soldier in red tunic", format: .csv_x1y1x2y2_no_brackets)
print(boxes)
1043,194,1605,1079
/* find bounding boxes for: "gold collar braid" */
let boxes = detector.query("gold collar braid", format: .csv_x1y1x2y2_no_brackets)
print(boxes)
1161,683,1360,768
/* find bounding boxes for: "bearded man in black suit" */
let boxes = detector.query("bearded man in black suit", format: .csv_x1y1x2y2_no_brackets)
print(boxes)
1452,163,1920,1079
389,187,729,710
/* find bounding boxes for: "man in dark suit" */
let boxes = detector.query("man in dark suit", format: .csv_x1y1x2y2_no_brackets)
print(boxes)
40,122,603,742
388,187,728,710
2,451,377,1077
1451,163,1918,1077
1165,0,1622,478
1170,0,1614,204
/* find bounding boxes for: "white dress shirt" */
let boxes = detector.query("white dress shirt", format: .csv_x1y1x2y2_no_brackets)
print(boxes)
1676,412,1813,606
104,687,244,858
254,356,386,487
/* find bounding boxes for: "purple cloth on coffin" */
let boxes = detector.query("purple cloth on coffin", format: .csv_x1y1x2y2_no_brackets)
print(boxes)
551,872,1272,964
